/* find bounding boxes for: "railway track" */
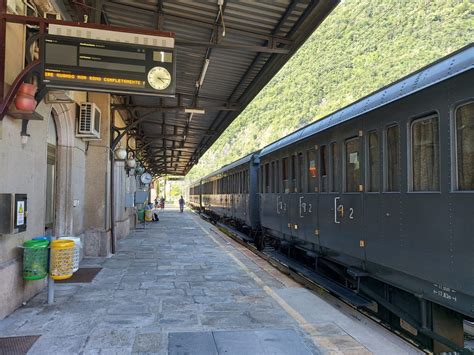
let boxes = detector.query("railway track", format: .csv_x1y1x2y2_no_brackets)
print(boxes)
194,211,430,353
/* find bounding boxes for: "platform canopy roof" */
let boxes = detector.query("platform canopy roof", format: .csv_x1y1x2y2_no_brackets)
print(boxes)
57,0,338,176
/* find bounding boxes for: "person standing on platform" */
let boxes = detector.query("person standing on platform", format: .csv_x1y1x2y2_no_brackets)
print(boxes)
179,196,185,213
152,203,160,221
160,197,165,210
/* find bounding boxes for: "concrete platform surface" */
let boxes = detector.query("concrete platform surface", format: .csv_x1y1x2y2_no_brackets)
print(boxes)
0,209,421,354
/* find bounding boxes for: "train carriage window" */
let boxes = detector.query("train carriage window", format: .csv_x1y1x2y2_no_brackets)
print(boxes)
385,125,400,192
411,115,439,191
320,145,328,192
282,157,289,193
265,163,270,193
271,162,275,193
297,152,304,192
291,155,297,192
259,166,263,193
307,149,318,192
243,171,247,194
367,131,380,192
456,102,474,190
276,160,280,193
330,142,339,192
319,145,329,192
247,169,250,193
345,137,361,192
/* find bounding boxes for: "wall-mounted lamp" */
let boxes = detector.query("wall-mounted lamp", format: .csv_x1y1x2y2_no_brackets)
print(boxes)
135,165,145,175
184,108,205,114
114,147,127,160
126,151,136,168
195,58,210,88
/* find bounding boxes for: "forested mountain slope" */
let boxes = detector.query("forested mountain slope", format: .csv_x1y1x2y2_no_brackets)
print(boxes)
186,0,473,181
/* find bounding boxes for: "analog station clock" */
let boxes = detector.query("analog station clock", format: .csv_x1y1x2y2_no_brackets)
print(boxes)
147,66,171,90
140,172,152,184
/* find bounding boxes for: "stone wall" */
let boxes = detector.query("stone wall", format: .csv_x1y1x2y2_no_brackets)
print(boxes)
0,22,135,320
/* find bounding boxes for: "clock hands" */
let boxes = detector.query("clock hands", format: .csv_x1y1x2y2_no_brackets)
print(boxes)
148,66,171,90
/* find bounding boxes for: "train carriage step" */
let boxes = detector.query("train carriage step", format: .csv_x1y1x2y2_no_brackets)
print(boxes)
216,221,254,243
347,267,369,278
267,251,375,309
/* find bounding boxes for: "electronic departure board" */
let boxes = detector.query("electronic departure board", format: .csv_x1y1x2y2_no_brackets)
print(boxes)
40,35,176,96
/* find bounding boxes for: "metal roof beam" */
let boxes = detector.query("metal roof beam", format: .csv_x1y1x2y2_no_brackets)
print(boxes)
175,41,289,54
103,1,292,45
112,104,240,112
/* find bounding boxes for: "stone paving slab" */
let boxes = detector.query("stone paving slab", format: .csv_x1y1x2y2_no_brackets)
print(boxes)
0,209,419,354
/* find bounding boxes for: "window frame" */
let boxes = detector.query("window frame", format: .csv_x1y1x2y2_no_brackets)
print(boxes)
282,156,289,193
408,113,440,193
320,144,328,193
290,154,297,193
383,123,401,193
343,136,362,193
366,130,380,193
307,147,318,193
264,163,270,193
452,100,474,193
330,141,339,193
297,151,304,193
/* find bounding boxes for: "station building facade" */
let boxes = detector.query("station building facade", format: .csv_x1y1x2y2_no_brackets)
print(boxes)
0,5,141,319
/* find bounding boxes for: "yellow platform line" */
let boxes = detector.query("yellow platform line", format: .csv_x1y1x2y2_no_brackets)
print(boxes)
192,216,372,354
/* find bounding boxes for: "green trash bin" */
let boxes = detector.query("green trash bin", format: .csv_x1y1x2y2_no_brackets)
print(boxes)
23,239,49,280
137,209,145,223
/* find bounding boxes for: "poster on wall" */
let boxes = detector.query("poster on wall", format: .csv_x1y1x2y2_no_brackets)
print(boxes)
14,194,27,232
16,201,25,226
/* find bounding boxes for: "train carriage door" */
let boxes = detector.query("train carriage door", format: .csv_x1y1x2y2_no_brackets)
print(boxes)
289,151,305,239
362,126,384,265
304,146,319,248
451,101,474,297
279,155,291,239
336,129,366,263
286,154,298,239
317,141,336,253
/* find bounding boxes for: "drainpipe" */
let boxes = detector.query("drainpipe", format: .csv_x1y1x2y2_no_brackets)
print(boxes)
110,111,116,254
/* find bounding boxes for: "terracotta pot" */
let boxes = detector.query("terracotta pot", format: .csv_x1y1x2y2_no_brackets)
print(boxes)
15,94,37,111
17,83,37,96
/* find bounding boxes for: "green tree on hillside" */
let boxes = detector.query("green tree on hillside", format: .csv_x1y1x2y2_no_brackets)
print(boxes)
187,0,473,182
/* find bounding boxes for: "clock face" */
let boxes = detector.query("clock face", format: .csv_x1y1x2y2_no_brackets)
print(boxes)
140,172,152,184
147,66,171,90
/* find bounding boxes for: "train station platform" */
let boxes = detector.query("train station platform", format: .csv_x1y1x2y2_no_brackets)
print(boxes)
0,210,420,354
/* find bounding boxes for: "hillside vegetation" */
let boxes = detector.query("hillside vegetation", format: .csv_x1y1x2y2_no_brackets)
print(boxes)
186,0,473,182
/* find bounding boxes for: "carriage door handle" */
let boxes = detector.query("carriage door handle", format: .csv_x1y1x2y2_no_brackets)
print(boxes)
334,197,342,224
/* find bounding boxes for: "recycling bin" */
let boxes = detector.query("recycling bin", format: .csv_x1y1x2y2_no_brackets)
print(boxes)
145,209,153,222
137,209,145,223
22,239,49,280
59,237,82,272
49,239,74,280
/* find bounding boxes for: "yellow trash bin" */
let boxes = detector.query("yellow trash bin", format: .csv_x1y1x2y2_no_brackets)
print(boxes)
50,239,75,280
144,209,153,222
